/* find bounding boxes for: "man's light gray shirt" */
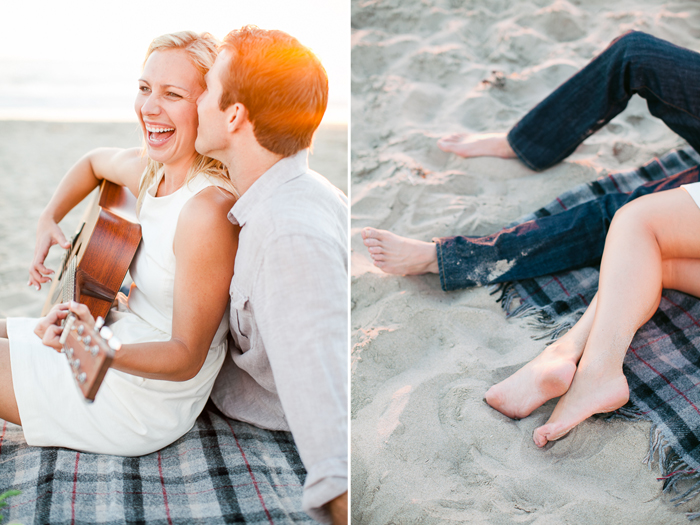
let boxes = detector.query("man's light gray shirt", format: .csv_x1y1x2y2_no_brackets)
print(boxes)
211,150,348,523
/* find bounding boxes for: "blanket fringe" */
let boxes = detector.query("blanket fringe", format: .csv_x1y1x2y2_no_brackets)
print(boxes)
607,407,700,519
491,283,574,341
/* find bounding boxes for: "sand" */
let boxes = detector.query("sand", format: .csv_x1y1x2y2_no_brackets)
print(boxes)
0,120,347,319
351,1,700,523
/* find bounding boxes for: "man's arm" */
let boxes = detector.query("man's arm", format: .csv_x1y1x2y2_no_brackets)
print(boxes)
255,231,348,524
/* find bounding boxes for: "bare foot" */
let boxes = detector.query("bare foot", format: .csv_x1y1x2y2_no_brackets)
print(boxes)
485,339,579,420
532,366,629,448
437,132,517,159
362,227,438,275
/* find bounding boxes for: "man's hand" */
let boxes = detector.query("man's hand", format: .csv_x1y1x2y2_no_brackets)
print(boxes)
326,491,347,525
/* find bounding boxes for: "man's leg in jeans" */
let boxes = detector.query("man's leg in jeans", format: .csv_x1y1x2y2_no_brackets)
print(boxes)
434,167,700,291
439,31,700,171
363,166,700,290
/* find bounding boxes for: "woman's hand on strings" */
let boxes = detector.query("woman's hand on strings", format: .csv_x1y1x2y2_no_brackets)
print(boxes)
34,302,70,351
34,301,94,351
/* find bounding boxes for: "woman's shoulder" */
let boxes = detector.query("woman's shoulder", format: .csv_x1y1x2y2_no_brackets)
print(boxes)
179,185,238,231
173,187,239,260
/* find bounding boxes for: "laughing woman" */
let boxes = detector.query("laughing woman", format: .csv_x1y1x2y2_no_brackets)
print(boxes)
0,31,239,456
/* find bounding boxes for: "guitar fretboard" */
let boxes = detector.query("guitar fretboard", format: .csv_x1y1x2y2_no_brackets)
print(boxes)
62,255,77,304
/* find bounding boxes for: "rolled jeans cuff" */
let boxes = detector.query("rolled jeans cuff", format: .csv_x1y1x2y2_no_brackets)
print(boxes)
434,236,480,291
506,126,544,172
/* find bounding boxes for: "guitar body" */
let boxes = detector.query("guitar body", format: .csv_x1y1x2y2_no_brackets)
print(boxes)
42,180,142,320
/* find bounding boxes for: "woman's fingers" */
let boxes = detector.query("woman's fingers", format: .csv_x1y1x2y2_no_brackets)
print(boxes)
69,301,95,327
33,303,70,339
41,324,64,351
29,224,70,290
34,302,92,352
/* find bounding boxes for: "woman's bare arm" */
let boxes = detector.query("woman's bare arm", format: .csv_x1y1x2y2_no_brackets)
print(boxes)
29,147,146,288
107,187,239,381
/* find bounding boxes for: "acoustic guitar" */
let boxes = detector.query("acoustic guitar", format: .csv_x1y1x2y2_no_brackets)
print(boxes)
42,179,141,400
42,180,142,320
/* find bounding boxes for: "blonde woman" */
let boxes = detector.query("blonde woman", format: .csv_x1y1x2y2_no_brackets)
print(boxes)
0,31,239,456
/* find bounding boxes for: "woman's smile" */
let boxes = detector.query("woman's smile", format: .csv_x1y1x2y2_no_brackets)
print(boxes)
144,123,176,146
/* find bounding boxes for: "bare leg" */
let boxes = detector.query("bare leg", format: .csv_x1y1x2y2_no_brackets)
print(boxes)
534,188,700,447
362,228,438,275
0,337,20,425
437,132,517,159
0,320,7,338
485,295,597,419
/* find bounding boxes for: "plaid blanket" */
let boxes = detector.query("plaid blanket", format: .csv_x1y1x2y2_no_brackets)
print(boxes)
0,402,316,524
496,148,700,516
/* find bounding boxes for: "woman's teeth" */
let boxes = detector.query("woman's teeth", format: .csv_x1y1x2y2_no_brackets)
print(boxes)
146,126,175,143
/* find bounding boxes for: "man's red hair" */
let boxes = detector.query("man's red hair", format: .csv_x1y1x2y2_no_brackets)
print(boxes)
219,26,328,157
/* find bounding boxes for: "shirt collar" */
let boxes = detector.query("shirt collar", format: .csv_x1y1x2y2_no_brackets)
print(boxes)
228,149,309,227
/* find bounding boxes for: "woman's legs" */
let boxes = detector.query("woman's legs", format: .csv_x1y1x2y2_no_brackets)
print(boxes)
484,294,597,419
486,256,700,424
532,188,700,446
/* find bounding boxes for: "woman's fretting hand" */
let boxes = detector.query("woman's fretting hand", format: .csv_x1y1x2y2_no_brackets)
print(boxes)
28,215,71,290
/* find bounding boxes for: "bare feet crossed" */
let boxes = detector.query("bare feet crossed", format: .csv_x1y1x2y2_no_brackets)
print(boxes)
484,339,580,420
362,227,439,275
532,364,629,448
437,132,517,159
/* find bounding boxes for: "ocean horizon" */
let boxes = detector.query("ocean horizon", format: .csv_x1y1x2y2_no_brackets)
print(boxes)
0,58,348,124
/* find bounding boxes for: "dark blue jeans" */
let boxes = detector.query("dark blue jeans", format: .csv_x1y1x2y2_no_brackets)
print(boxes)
435,32,700,292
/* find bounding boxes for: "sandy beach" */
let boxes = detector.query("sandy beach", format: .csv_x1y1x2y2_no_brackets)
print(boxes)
0,120,347,319
351,1,700,523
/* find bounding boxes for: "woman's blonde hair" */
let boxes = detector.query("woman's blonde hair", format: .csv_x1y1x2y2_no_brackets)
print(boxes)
136,31,236,213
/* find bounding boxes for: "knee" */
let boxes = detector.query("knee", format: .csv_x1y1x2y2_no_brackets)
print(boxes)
608,30,654,52
606,31,660,69
609,197,653,236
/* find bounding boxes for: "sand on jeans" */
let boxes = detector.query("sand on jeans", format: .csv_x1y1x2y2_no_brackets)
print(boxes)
351,1,700,523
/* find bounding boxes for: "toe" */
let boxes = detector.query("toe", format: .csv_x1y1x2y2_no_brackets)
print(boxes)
368,246,383,254
533,426,548,448
363,237,381,247
362,227,380,240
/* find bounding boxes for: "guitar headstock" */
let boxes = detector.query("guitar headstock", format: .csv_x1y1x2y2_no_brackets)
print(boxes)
59,314,121,402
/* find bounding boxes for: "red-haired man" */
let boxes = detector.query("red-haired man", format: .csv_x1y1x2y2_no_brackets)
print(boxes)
195,26,347,524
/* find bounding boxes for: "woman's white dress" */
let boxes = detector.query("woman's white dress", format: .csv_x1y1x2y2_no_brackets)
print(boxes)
7,171,229,456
